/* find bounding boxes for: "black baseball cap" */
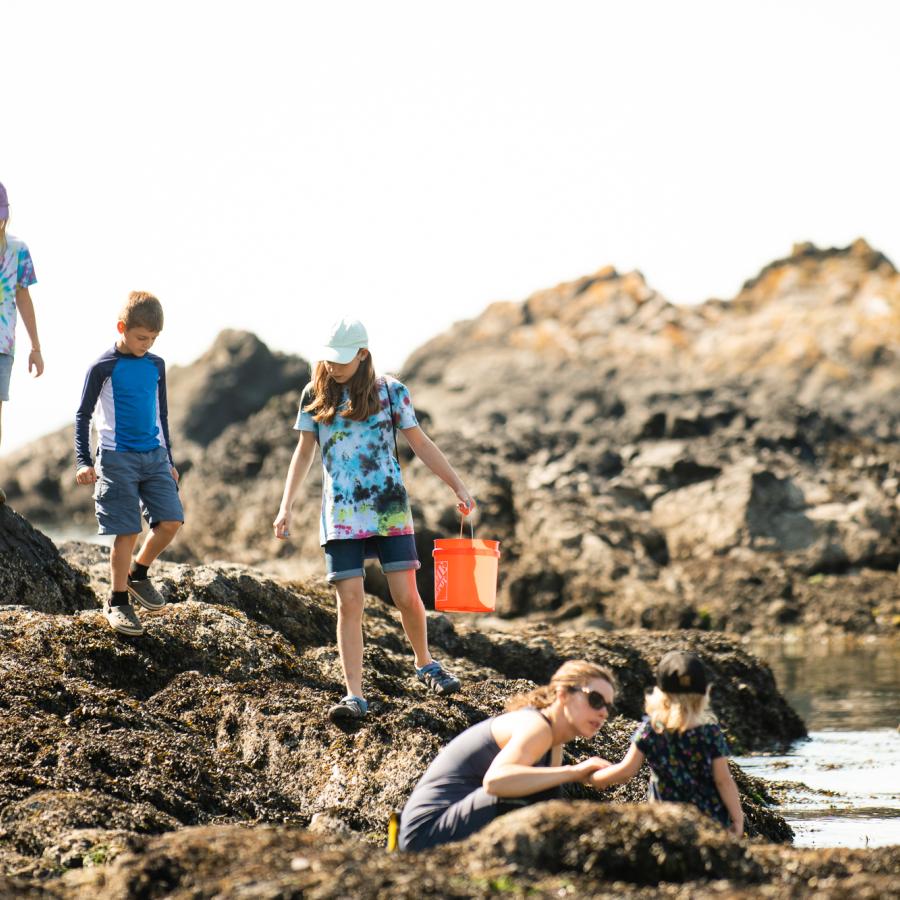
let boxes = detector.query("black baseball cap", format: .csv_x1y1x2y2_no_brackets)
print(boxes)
656,651,708,694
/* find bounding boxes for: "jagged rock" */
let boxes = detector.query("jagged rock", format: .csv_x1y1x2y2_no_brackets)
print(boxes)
0,505,95,611
167,329,308,447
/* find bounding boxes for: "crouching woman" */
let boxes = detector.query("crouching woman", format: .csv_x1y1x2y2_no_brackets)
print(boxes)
398,660,616,851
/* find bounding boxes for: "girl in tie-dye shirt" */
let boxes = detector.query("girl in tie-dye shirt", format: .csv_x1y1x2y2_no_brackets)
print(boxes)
274,317,475,724
0,181,44,485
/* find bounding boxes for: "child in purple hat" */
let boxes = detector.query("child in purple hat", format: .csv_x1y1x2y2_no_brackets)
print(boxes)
0,181,45,502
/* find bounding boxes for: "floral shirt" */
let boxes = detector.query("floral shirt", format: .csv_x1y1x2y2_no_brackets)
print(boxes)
296,376,418,544
0,235,37,355
633,717,732,826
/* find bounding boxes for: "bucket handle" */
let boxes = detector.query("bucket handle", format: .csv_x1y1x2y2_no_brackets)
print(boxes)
458,513,475,539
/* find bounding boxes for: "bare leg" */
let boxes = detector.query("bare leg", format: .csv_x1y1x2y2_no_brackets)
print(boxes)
334,576,366,698
134,520,182,567
0,402,4,502
111,534,140,592
384,569,432,670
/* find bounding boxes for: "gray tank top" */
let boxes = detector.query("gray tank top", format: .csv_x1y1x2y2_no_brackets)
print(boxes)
400,710,554,840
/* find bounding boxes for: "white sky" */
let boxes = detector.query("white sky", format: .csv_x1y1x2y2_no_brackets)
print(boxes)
2,1,898,454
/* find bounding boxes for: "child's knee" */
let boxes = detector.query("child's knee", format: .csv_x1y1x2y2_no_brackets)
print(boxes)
335,583,365,616
153,520,182,538
336,597,364,622
391,585,422,612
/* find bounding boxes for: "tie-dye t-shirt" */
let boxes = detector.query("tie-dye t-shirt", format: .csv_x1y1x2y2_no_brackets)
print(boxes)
0,236,38,355
296,376,418,544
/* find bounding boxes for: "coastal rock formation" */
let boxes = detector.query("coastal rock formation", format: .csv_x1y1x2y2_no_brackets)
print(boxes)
0,504,813,894
1,242,898,635
57,808,900,898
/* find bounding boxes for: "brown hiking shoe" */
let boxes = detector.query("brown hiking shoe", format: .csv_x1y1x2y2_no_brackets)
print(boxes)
103,601,144,636
127,577,166,611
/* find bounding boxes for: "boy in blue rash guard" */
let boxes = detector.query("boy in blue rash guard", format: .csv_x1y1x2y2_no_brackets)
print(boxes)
75,292,184,636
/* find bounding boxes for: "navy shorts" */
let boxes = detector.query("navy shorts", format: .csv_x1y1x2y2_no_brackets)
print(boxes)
324,534,420,583
93,447,185,535
0,353,12,402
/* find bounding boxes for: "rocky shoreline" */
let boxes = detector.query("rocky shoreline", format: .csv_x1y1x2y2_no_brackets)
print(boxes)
1,506,897,896
1,241,898,895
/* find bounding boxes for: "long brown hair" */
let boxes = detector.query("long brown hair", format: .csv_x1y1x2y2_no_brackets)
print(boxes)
505,660,617,712
304,353,382,424
0,219,7,255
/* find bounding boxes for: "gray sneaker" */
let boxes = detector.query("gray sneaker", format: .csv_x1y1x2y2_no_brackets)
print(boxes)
127,577,166,611
328,695,368,724
416,661,461,696
103,601,143,636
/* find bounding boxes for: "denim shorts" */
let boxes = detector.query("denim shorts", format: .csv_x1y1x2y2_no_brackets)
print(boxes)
0,354,12,402
94,446,185,535
324,534,420,583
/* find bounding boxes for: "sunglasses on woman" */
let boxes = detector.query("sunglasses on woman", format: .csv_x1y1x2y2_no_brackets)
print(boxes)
570,686,615,714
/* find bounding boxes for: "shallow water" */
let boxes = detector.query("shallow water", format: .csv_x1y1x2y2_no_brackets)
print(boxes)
740,637,900,848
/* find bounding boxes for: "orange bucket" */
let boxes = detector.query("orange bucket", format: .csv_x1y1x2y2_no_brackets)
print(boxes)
433,518,500,613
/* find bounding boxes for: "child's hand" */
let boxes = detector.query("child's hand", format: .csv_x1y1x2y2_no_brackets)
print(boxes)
75,466,97,486
28,349,44,377
729,818,744,838
170,467,180,483
569,756,609,783
456,488,476,516
273,510,292,540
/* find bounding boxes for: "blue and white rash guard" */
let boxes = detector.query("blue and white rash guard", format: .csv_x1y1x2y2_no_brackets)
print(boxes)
75,346,174,469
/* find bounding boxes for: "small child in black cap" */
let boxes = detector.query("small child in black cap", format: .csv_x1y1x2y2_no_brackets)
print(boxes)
589,651,744,836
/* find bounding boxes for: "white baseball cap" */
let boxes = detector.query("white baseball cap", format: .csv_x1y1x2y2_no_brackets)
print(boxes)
316,317,368,364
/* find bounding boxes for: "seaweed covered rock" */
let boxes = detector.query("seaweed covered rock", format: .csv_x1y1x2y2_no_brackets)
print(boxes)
57,815,900,899
0,547,807,889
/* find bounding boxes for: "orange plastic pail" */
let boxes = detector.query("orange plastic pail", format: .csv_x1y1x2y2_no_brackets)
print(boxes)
433,537,501,613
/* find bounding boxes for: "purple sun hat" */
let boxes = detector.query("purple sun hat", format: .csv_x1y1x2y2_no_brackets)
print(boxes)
0,182,8,220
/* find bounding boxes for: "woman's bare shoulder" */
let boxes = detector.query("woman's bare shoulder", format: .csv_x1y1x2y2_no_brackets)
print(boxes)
491,709,553,747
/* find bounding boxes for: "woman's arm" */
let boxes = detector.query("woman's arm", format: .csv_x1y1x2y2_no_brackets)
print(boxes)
483,716,607,798
402,425,474,513
712,757,744,837
589,744,645,790
15,286,44,376
273,431,317,538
